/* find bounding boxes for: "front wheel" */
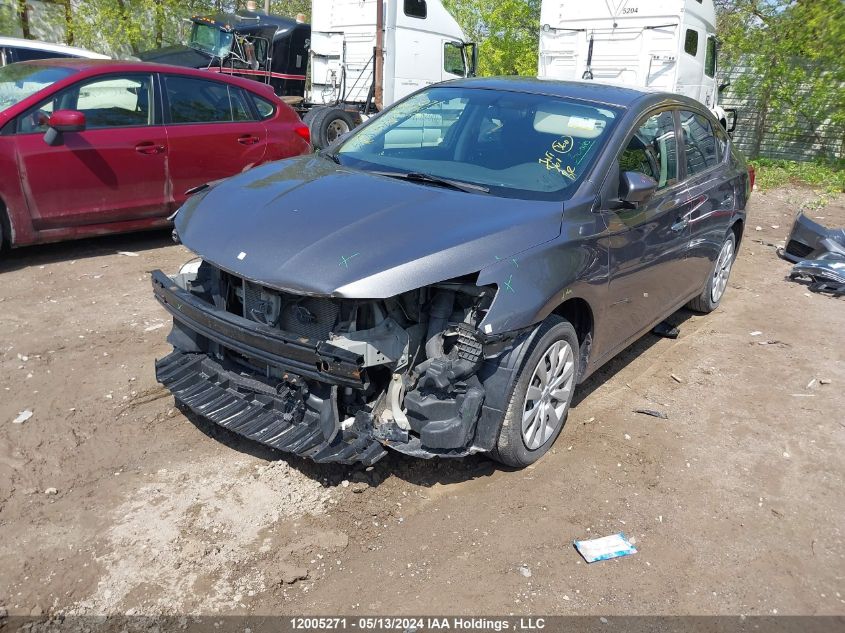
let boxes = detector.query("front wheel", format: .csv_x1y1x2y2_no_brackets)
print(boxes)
687,231,737,313
491,316,579,468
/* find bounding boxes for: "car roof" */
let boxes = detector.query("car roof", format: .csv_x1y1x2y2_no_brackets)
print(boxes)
443,76,681,109
9,58,279,96
0,36,109,59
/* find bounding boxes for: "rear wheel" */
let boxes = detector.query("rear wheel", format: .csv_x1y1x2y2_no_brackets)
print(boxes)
687,231,737,313
491,316,579,468
309,107,356,149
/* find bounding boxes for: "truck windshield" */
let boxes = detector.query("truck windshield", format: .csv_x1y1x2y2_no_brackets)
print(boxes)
335,86,619,200
0,63,77,112
189,23,234,58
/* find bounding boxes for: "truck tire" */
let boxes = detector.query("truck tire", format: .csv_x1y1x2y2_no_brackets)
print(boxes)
491,315,579,468
302,106,324,127
309,107,356,149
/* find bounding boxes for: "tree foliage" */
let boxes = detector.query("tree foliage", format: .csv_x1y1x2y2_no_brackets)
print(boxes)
717,0,845,158
443,0,539,76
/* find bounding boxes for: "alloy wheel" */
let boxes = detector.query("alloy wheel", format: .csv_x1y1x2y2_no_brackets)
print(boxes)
711,238,735,303
521,339,576,450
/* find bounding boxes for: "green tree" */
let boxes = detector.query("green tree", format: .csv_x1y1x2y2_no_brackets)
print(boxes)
717,0,845,159
443,0,540,76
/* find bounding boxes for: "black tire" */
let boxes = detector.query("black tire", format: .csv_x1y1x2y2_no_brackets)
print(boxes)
491,315,580,468
302,106,323,127
687,231,737,313
309,107,356,149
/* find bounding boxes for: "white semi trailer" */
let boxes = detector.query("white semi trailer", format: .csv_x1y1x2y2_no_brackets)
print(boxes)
537,0,732,129
306,0,477,146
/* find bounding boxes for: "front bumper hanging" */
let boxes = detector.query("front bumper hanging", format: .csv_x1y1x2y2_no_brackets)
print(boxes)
156,351,387,465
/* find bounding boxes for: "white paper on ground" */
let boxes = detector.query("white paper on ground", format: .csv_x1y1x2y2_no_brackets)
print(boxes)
574,532,637,563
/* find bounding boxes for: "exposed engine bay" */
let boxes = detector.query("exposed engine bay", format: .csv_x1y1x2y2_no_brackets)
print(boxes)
152,259,518,465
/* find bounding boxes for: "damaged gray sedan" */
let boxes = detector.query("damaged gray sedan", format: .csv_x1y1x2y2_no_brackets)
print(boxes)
152,78,752,467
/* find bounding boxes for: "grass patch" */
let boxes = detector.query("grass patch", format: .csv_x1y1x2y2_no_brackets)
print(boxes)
749,158,845,192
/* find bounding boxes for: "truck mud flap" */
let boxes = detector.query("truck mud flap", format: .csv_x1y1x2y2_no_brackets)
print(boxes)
156,351,387,466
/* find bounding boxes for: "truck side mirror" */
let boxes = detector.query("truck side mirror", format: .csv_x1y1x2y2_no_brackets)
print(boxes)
464,42,478,77
718,79,731,93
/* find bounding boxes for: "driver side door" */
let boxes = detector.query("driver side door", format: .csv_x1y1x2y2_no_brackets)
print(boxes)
599,108,698,352
13,72,170,230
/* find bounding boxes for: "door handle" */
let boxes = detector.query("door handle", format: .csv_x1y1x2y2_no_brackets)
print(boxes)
135,142,165,155
237,134,260,145
671,218,689,232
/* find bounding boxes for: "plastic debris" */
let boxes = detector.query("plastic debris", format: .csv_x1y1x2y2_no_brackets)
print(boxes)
750,331,762,336
574,532,637,563
670,373,683,383
117,251,139,257
13,410,33,424
652,321,679,339
634,409,668,419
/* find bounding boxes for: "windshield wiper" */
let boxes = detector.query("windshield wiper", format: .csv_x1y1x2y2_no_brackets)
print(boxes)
370,170,489,194
318,149,341,164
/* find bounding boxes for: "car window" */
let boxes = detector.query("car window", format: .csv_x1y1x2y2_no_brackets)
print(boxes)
704,36,716,78
680,110,719,176
251,94,276,119
684,29,699,57
337,86,620,201
13,48,72,63
713,120,728,161
18,73,153,133
0,63,77,113
165,76,255,124
619,110,678,189
444,43,465,76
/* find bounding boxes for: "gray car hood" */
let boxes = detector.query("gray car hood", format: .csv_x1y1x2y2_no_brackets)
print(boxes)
175,156,563,298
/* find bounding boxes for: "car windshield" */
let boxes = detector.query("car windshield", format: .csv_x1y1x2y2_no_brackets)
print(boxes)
0,63,76,112
189,23,234,58
335,86,620,200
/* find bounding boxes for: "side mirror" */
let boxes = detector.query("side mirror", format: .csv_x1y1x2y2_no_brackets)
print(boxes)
49,109,86,132
44,110,85,146
718,80,731,93
619,171,658,206
464,42,478,77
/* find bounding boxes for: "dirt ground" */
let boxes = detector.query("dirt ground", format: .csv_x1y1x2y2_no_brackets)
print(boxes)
1,186,843,619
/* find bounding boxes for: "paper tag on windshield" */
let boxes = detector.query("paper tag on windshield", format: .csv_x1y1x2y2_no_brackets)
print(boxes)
568,116,597,131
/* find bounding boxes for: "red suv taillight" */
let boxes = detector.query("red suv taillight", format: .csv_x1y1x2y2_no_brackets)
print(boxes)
748,164,756,190
294,122,310,145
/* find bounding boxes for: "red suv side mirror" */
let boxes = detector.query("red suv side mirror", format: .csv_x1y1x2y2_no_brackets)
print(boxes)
44,110,86,146
49,110,86,133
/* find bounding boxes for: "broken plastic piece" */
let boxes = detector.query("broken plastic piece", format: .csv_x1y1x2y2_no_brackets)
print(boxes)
574,532,637,563
634,409,668,419
652,321,679,339
12,409,33,424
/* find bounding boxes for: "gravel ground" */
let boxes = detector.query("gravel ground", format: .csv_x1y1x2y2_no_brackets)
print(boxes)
0,186,843,618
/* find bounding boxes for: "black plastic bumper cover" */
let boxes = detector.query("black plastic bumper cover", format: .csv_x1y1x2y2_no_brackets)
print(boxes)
156,351,387,465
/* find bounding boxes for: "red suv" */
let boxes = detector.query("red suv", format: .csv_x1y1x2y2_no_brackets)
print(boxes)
0,59,311,249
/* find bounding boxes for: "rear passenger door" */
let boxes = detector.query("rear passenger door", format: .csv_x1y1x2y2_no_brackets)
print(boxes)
678,109,736,284
162,74,267,206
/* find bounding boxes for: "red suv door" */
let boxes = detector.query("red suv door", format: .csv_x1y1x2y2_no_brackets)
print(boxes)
162,74,268,206
13,73,170,230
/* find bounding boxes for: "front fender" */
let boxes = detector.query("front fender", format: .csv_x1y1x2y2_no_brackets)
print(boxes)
476,235,607,336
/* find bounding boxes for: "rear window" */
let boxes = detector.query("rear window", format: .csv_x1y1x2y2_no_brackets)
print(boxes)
251,94,276,119
165,76,255,124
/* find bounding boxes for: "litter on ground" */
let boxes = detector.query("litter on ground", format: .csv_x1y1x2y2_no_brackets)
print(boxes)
634,409,668,419
12,410,33,424
574,532,637,563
